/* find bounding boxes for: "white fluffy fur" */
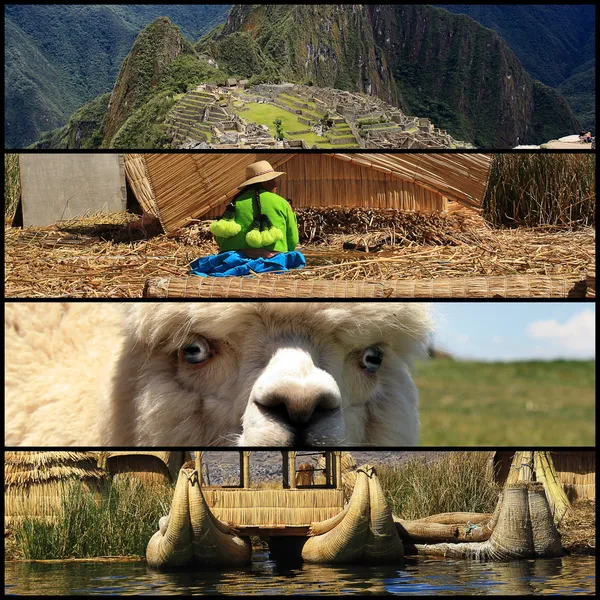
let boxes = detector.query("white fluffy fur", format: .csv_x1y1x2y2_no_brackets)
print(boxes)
5,302,433,447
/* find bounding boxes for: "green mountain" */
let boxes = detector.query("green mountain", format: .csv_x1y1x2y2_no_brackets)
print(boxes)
26,5,584,149
200,5,400,106
32,18,228,150
201,4,580,146
439,5,595,131
4,4,230,148
558,61,595,132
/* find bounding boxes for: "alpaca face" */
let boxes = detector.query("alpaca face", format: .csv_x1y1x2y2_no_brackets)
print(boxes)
110,303,432,446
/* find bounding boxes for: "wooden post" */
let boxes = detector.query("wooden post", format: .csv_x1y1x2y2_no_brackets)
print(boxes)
289,451,297,489
324,451,331,487
240,451,251,488
335,451,342,489
282,451,290,489
195,451,203,484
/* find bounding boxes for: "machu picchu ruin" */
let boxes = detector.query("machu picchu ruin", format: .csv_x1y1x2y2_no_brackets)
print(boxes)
167,83,474,150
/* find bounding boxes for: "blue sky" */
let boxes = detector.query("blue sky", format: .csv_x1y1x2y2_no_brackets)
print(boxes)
431,303,595,361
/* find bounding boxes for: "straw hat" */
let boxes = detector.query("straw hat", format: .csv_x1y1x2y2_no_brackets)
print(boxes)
238,160,286,189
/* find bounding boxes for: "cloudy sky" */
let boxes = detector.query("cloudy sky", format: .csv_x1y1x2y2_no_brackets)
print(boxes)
432,303,595,361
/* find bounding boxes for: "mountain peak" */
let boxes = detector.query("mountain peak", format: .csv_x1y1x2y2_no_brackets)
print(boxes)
102,17,189,144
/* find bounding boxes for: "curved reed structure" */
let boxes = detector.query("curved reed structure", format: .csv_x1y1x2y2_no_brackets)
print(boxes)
146,466,563,569
302,465,403,564
411,483,563,560
146,468,252,569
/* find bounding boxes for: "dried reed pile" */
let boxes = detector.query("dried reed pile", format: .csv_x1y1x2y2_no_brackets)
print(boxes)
5,452,106,521
4,212,211,297
295,207,481,245
5,210,594,298
483,154,596,227
202,489,345,527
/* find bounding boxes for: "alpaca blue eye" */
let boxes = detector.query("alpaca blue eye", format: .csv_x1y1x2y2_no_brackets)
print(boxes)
182,339,211,364
362,347,383,373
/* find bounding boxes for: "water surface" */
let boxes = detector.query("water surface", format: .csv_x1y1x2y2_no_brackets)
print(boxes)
5,553,595,595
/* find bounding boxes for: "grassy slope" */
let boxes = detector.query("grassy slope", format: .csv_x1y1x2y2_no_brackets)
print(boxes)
416,359,595,446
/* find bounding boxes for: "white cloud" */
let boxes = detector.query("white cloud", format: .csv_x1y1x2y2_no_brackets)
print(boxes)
526,309,595,356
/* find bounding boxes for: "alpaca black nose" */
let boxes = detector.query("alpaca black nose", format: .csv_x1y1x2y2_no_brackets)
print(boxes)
255,390,339,426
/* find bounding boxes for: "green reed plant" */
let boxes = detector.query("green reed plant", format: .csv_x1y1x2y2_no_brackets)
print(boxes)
378,452,500,520
13,478,174,559
483,154,595,228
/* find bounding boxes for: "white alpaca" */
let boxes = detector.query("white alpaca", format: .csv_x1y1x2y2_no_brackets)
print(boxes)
5,302,432,446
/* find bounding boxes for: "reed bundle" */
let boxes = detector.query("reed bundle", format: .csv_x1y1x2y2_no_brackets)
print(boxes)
143,273,589,298
5,210,594,298
533,452,572,524
483,154,596,227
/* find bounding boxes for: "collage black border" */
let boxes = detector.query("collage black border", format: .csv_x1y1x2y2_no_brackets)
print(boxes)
3,0,596,556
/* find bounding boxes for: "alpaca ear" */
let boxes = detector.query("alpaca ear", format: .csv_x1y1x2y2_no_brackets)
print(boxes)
102,336,144,445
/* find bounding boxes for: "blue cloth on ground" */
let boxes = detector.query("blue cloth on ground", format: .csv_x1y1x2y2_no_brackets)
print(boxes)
189,250,306,277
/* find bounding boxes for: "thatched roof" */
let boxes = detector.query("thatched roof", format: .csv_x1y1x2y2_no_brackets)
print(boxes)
331,153,491,208
124,153,491,233
104,451,190,482
5,451,106,488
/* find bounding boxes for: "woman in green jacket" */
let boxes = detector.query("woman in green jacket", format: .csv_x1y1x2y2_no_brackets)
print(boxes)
189,161,305,276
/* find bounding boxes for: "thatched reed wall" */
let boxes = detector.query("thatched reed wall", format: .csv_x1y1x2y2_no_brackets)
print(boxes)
5,451,106,520
203,488,345,526
206,154,447,217
491,451,595,500
124,153,292,232
104,451,190,486
124,153,491,233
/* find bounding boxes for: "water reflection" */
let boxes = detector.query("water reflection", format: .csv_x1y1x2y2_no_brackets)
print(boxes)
5,554,595,595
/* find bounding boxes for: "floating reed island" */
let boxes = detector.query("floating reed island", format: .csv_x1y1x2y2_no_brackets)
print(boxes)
4,153,595,298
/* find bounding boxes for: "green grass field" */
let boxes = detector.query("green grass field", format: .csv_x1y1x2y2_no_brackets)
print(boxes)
239,102,335,148
416,359,595,446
